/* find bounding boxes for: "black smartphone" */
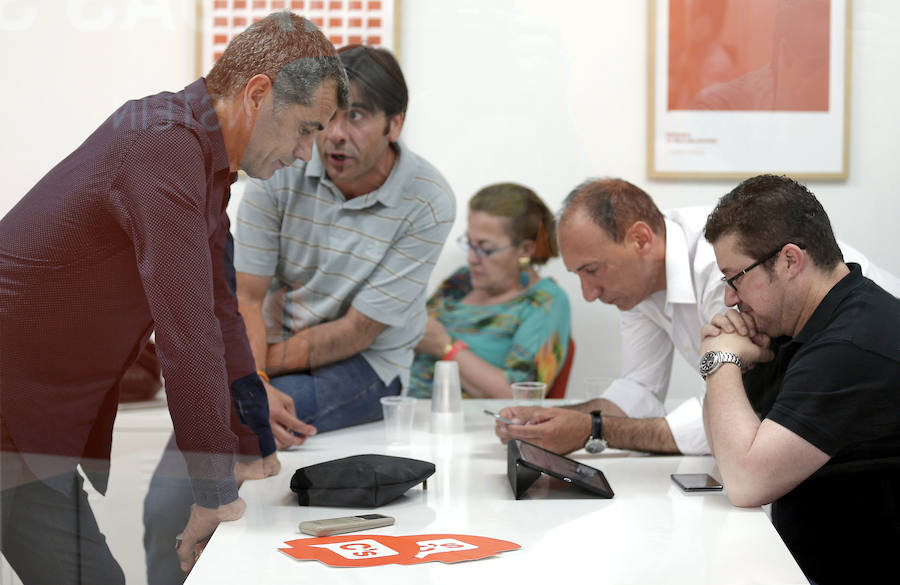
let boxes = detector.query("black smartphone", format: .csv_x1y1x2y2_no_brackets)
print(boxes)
670,473,724,492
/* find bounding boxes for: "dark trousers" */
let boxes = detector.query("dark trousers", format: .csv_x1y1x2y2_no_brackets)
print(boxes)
1,449,125,585
142,353,401,585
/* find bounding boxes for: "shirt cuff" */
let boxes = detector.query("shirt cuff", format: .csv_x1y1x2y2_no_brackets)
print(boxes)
602,378,667,418
230,373,277,457
179,449,241,509
664,397,711,455
190,475,240,509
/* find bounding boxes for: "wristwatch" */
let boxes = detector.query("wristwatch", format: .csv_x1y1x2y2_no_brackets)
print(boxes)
584,410,607,454
699,350,743,379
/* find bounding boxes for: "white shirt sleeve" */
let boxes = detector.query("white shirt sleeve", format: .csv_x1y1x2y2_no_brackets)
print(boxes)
661,260,728,455
664,396,711,455
601,307,673,418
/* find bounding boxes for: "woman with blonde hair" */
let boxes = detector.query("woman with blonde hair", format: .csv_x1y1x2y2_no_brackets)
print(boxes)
410,182,571,398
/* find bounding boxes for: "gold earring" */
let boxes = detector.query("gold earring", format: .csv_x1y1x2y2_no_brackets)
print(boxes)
518,257,531,287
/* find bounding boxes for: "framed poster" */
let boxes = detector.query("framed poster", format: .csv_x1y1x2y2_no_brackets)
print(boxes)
196,0,400,77
648,0,851,180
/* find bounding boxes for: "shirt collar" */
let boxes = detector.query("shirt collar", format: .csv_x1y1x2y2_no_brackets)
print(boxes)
306,141,326,179
186,78,230,176
308,140,410,209
794,263,863,344
662,216,697,308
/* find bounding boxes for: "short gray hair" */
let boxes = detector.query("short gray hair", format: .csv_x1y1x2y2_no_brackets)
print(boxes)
272,54,350,110
207,11,349,109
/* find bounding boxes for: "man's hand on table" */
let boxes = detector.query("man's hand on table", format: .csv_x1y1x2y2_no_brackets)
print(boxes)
264,381,317,449
494,406,592,455
177,498,246,576
234,452,281,487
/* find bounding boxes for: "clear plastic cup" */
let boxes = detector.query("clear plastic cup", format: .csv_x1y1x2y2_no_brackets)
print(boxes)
380,396,417,444
431,360,464,433
510,381,546,405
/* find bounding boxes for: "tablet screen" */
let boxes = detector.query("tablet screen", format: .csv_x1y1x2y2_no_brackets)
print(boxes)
516,440,614,498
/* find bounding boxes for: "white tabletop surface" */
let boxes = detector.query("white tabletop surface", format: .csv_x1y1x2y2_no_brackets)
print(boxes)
185,399,807,585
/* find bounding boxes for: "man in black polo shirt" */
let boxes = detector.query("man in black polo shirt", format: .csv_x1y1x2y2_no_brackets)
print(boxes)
699,174,899,584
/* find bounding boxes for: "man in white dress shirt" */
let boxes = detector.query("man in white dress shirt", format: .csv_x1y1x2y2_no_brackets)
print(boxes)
496,177,899,456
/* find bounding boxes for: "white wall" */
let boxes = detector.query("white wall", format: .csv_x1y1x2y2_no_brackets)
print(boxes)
399,0,900,400
1,0,198,203
3,0,899,403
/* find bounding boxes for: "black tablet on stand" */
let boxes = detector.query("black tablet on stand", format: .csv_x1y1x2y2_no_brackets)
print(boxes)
508,439,614,499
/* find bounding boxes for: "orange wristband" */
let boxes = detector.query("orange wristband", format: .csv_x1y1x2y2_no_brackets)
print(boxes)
257,369,270,383
441,340,468,361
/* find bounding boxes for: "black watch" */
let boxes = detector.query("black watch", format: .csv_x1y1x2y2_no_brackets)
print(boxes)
584,410,608,454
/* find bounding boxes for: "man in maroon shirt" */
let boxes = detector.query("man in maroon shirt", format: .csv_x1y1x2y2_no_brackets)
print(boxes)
0,13,348,584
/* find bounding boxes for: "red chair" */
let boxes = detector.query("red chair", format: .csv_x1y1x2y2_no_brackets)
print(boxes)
546,338,575,399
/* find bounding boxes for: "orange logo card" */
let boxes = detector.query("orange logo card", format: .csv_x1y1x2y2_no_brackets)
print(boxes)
394,534,520,565
280,533,520,567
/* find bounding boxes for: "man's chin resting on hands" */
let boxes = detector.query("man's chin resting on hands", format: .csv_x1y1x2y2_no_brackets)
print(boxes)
700,314,776,372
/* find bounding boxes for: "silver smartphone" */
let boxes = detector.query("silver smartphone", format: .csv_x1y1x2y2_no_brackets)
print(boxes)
299,513,395,537
484,409,515,425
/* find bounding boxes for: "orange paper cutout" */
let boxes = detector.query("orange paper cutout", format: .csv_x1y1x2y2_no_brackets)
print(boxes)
395,534,521,565
280,535,419,567
280,533,521,567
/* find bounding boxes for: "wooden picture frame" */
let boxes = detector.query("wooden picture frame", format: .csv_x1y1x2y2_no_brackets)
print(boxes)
647,0,851,180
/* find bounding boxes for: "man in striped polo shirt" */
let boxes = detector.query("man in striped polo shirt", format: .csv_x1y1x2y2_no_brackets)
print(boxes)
142,45,454,585
233,45,456,445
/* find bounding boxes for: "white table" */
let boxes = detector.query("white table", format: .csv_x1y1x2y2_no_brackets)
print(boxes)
185,399,807,585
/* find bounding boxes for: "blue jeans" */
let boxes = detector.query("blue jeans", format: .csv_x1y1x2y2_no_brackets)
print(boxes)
142,354,400,585
1,452,125,585
272,353,401,433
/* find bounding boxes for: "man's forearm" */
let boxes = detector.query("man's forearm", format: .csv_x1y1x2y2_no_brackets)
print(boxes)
240,303,270,371
268,309,386,373
702,396,715,456
604,416,680,454
269,328,312,372
563,399,680,454
565,398,627,417
702,367,766,496
235,273,277,373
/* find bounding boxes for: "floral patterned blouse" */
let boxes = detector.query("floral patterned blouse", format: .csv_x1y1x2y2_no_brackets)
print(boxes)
408,267,571,398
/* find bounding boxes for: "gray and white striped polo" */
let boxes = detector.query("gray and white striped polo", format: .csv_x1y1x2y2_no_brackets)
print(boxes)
234,141,456,389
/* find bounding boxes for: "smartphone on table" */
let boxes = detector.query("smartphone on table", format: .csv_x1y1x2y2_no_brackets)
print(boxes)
670,473,724,492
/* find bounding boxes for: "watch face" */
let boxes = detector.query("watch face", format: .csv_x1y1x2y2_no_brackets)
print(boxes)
585,438,607,454
699,351,719,376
